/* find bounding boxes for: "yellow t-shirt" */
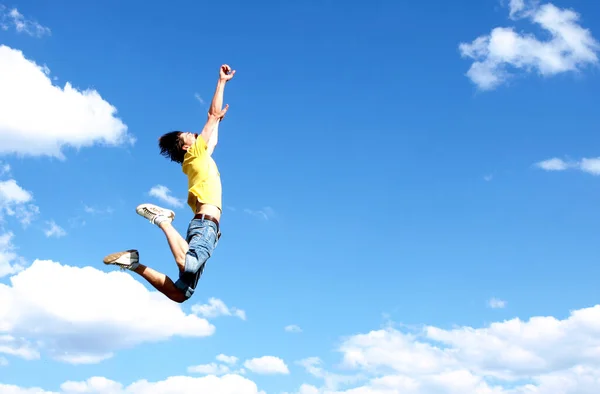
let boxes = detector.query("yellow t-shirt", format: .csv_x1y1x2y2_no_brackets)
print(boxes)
182,136,222,212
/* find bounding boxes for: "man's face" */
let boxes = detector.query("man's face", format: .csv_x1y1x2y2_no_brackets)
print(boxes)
179,132,198,151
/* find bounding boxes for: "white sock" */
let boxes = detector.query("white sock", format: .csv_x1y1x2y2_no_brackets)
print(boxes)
153,215,169,226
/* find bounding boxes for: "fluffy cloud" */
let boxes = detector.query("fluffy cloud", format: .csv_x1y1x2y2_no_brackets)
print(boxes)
189,354,292,377
0,374,265,394
535,157,600,175
297,357,363,391
0,334,39,360
459,1,599,90
187,362,234,375
0,45,133,159
488,297,507,309
289,304,600,393
536,157,570,171
191,297,247,320
0,260,215,364
0,161,10,176
148,185,184,208
217,354,240,365
188,354,242,376
244,356,290,375
5,304,600,393
44,221,66,238
0,232,25,278
0,6,50,37
0,179,39,226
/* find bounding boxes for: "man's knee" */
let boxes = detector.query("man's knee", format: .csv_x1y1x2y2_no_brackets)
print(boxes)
172,278,195,303
175,255,186,272
171,289,189,303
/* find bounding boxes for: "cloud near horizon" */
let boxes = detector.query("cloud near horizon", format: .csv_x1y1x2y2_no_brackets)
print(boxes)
5,303,600,392
0,260,215,365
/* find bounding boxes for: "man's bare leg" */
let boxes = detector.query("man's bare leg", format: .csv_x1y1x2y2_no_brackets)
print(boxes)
132,263,186,303
102,250,186,303
103,203,194,303
158,221,189,272
135,203,190,272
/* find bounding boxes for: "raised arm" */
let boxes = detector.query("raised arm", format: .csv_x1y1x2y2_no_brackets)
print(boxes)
206,64,235,155
209,65,234,116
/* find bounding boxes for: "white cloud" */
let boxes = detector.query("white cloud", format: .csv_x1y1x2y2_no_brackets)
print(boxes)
535,156,600,176
0,179,39,226
217,354,239,365
297,357,363,391
285,324,303,333
535,157,570,171
508,0,526,19
0,179,31,204
0,45,133,159
0,232,25,278
488,297,507,309
44,221,66,238
6,303,600,394
459,1,600,90
579,158,600,175
0,259,215,364
83,205,114,215
188,354,242,376
194,93,205,105
187,362,232,375
288,304,600,393
0,161,10,176
244,356,290,375
0,6,50,37
1,374,265,394
191,298,246,320
244,207,275,221
60,376,123,393
0,334,39,360
148,185,184,208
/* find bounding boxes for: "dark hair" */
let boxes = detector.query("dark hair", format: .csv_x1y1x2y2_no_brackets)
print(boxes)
158,131,185,164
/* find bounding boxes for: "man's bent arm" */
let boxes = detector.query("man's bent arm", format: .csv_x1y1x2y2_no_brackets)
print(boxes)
200,111,226,145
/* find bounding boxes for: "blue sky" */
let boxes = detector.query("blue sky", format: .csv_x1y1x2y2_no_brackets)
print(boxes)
1,0,600,393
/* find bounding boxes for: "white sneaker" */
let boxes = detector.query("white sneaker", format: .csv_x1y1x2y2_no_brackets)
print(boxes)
136,203,175,226
103,249,139,271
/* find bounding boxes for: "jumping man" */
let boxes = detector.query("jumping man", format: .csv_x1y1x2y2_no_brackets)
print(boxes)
102,64,235,303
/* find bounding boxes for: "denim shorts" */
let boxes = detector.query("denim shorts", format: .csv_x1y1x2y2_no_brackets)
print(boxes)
174,218,219,300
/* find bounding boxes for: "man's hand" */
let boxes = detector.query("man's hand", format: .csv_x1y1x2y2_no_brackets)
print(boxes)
219,64,235,82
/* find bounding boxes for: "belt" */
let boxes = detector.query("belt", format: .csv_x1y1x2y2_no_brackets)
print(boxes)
193,213,221,235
